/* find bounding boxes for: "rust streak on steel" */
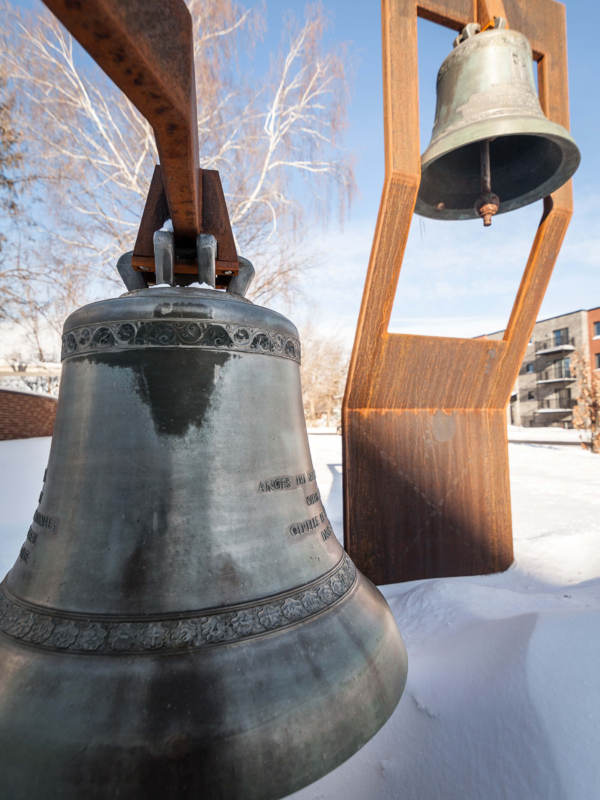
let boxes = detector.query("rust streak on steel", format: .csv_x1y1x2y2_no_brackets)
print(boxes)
343,0,574,585
41,0,201,241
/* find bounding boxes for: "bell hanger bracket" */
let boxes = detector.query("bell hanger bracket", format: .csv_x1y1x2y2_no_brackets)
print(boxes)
130,165,240,289
342,0,574,585
454,16,507,48
40,0,240,289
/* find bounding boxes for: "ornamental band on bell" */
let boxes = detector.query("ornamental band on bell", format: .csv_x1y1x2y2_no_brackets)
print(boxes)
0,554,356,655
61,319,301,364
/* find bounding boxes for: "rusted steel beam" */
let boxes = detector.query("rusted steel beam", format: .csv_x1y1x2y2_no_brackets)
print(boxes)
476,0,508,27
41,0,201,242
416,0,470,29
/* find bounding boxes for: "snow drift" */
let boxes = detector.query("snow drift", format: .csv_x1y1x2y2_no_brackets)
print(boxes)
1,435,598,800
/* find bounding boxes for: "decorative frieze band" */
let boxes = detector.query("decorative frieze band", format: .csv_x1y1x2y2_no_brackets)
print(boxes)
61,319,301,364
0,554,356,655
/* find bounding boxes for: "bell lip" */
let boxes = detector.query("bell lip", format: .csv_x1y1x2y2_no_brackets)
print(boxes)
415,116,581,220
0,572,407,800
62,285,299,341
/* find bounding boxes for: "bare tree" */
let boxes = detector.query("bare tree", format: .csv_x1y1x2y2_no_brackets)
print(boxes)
0,67,25,317
0,15,94,352
300,324,349,428
0,73,22,220
572,351,600,453
0,65,60,360
2,0,353,325
0,220,92,363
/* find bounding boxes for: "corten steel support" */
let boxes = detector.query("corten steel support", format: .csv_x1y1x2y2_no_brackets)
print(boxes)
42,0,202,240
342,0,573,584
41,0,239,282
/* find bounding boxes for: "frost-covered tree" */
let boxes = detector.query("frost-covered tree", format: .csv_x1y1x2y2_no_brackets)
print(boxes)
572,351,600,453
300,325,349,427
3,0,353,312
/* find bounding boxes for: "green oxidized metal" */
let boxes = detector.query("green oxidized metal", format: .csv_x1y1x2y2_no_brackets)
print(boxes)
0,286,407,800
416,25,580,220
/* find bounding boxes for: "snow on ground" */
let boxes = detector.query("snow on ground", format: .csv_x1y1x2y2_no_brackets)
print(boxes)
0,437,53,573
294,435,600,800
0,434,599,799
507,425,590,445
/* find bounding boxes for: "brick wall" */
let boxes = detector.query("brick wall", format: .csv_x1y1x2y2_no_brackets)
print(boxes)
588,307,600,374
0,389,57,440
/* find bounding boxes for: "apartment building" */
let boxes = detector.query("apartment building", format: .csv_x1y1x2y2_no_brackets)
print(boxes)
484,306,600,427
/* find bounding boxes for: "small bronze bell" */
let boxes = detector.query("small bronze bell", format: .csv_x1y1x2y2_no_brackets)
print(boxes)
0,238,407,799
415,19,580,225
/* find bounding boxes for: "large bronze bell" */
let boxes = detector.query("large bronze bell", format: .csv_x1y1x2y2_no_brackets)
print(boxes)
0,249,407,799
416,19,580,224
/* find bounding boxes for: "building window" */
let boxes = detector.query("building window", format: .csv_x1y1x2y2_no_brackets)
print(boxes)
525,363,534,373
558,388,572,409
553,327,569,346
596,353,600,370
594,321,600,337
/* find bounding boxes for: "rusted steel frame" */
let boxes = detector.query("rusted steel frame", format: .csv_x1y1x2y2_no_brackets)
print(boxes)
494,0,573,403
345,0,573,419
343,408,513,583
415,0,507,28
343,0,573,583
41,0,202,243
132,166,238,285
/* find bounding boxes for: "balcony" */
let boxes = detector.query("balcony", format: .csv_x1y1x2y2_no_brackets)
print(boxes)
536,366,575,383
536,398,573,415
534,335,575,355
536,408,572,415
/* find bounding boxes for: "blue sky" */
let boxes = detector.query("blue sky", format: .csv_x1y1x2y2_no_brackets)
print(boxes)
258,0,599,339
11,0,599,341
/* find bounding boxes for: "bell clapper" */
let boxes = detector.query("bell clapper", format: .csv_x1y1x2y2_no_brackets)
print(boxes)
477,138,500,227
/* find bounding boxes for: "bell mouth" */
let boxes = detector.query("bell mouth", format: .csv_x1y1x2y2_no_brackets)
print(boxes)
416,122,580,220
